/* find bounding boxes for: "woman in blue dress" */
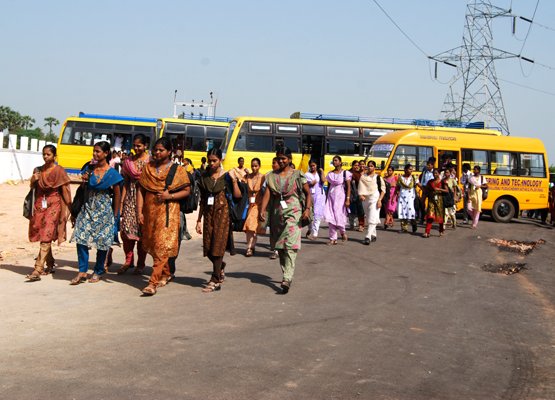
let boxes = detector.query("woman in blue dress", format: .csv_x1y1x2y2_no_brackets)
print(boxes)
70,141,123,284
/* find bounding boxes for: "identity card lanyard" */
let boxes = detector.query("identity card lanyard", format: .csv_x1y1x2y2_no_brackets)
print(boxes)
249,175,259,204
278,173,289,210
207,170,222,206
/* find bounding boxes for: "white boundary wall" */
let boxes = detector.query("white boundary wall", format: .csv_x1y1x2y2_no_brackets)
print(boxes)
0,130,48,183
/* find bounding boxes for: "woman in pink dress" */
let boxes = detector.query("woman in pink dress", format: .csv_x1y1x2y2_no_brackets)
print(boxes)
324,155,351,245
383,166,398,229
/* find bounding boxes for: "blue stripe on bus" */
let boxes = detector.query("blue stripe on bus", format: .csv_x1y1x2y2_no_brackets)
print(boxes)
78,112,157,123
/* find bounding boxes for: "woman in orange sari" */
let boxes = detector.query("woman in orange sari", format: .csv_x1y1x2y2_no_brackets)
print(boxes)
243,158,265,256
137,138,190,296
26,145,72,281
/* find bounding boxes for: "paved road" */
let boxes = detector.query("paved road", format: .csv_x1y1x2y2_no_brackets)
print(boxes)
1,218,554,400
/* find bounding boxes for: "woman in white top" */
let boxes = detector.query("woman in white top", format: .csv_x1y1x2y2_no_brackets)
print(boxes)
358,160,385,245
396,163,420,233
305,160,326,239
467,165,488,229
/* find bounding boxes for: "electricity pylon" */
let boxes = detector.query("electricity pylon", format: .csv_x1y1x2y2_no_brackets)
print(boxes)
431,0,527,134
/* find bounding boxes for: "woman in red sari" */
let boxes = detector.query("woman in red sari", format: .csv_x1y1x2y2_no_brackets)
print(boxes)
26,145,71,281
423,169,448,238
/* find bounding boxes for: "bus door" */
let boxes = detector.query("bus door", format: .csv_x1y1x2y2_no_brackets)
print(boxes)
301,124,326,168
438,149,459,170
301,135,324,168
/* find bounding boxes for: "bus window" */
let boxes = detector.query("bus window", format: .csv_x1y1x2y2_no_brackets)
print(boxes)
490,151,516,176
207,126,226,150
302,124,325,135
166,123,186,133
328,127,359,136
418,147,434,169
277,124,299,134
234,133,247,151
275,137,300,153
249,123,272,133
462,149,489,174
247,135,273,152
519,153,546,177
327,139,360,156
390,145,417,170
115,124,133,132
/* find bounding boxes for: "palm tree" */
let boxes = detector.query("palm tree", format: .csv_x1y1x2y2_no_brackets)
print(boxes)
21,115,35,130
43,117,60,135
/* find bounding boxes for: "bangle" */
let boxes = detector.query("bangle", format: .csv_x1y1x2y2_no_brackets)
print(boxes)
171,194,174,200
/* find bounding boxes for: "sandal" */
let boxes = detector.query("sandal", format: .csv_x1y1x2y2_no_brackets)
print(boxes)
142,284,157,296
116,264,133,275
245,248,253,257
269,251,278,260
341,233,348,242
202,281,221,293
326,240,337,246
25,270,42,282
88,274,103,283
422,233,430,238
281,280,291,294
70,274,87,285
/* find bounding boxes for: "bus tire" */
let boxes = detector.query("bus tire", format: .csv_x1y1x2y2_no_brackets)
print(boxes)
492,197,516,223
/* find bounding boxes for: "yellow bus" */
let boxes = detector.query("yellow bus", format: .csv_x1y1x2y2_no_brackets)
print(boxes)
369,129,550,222
57,112,157,173
157,117,230,168
220,113,501,174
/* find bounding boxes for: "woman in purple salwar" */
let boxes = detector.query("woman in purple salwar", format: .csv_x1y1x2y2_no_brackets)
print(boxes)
324,155,351,245
305,160,326,239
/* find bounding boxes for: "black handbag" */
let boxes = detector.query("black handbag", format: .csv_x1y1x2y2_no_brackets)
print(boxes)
70,183,89,219
296,173,313,228
23,188,35,220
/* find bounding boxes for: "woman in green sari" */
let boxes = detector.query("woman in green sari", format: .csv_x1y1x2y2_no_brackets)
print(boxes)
259,147,312,294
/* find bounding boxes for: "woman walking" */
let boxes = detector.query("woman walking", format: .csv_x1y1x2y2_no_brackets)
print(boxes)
26,145,72,281
443,165,459,229
196,148,241,293
383,166,398,229
396,164,419,233
423,169,447,238
243,158,265,256
70,141,123,284
349,160,365,232
305,160,326,239
358,160,385,245
324,156,351,245
467,165,488,229
117,134,149,275
259,147,312,294
137,138,190,295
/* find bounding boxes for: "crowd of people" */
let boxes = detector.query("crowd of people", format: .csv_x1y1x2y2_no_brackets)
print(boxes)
24,141,551,295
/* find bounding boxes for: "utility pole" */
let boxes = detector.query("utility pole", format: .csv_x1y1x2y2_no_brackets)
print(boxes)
173,91,217,119
430,0,535,134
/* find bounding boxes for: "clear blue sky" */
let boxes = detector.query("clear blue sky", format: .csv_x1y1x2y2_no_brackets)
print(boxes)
2,0,554,161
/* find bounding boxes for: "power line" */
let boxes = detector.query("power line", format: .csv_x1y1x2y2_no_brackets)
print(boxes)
371,0,429,58
518,0,540,55
499,77,555,96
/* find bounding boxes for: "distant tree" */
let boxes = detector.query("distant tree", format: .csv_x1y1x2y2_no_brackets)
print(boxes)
0,106,23,132
43,117,60,135
550,165,555,174
21,115,35,130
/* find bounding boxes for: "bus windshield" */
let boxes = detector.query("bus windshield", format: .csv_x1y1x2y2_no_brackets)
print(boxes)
367,143,394,168
221,120,237,158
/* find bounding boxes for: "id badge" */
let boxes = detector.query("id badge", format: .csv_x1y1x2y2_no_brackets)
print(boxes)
280,200,288,209
41,196,48,209
207,195,215,206
250,196,256,204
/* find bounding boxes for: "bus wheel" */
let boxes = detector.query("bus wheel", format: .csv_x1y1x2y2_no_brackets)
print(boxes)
492,198,515,223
